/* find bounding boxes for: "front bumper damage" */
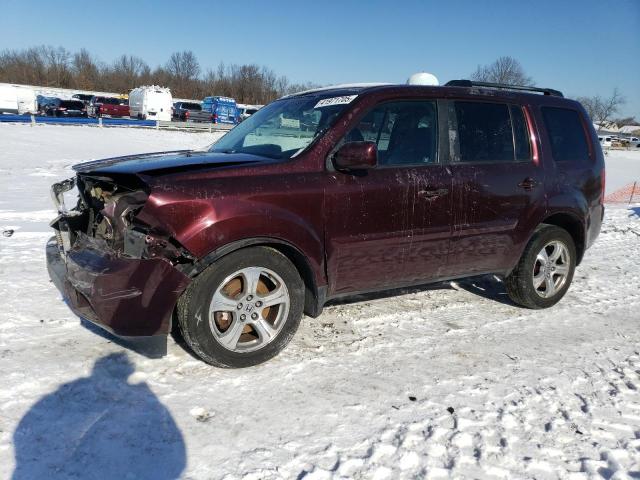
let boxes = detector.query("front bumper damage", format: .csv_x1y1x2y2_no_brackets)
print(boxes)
47,176,192,338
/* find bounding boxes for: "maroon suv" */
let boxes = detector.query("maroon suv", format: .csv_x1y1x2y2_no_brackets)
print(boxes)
47,81,605,367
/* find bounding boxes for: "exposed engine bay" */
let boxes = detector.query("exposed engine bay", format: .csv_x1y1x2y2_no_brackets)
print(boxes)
50,174,195,266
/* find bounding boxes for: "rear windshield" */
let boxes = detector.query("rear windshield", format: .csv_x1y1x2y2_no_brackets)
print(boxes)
60,101,84,109
542,107,590,162
181,103,202,111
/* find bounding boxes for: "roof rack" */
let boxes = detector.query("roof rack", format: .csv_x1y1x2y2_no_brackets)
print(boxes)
445,80,563,98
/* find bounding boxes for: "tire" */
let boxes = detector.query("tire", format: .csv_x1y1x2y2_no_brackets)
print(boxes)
505,225,576,309
177,247,305,368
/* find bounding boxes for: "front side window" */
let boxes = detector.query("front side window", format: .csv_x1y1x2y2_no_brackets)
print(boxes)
455,102,514,162
541,107,590,163
211,92,359,159
343,100,438,166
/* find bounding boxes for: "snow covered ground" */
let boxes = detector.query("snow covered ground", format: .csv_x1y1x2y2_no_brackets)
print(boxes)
603,149,640,196
0,124,639,479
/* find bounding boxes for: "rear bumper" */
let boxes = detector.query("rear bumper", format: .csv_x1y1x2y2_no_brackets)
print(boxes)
46,235,191,337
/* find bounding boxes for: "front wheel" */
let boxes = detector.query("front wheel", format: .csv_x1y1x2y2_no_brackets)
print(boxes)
177,247,304,367
505,225,576,309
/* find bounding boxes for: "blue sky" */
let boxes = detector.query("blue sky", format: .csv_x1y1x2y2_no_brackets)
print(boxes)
4,0,639,116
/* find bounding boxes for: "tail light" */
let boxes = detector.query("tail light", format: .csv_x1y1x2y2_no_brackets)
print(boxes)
209,114,213,122
213,113,218,123
185,110,190,119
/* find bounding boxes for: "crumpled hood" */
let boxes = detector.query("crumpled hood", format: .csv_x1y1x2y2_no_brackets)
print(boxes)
72,150,269,176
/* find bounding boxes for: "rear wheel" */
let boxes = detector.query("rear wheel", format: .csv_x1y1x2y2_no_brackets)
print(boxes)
177,247,304,367
505,225,576,309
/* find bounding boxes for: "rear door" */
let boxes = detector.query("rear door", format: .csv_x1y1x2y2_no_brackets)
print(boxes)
325,99,453,295
445,100,546,276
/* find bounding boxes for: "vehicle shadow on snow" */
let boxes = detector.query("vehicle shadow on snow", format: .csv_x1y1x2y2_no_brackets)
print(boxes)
454,275,517,306
326,274,515,308
11,352,186,480
79,318,168,359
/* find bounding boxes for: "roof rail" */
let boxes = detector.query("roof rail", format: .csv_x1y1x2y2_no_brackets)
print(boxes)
445,79,563,97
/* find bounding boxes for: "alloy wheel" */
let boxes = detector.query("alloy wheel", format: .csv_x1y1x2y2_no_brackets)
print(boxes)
208,267,290,352
532,240,571,298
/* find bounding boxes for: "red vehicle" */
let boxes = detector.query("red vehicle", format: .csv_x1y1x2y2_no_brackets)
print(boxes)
47,81,605,367
87,96,129,118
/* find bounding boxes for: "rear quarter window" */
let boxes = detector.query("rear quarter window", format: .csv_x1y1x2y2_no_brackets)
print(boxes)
541,107,590,163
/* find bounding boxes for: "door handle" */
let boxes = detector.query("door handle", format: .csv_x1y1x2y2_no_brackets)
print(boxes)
418,188,449,198
518,177,539,191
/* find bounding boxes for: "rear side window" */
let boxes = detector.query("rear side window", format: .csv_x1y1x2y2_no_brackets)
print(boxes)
541,107,589,162
454,102,514,162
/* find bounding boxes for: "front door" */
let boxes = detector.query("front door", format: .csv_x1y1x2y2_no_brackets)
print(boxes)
324,99,453,296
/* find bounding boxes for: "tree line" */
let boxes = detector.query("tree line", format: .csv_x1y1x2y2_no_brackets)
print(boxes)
0,48,632,125
0,45,317,104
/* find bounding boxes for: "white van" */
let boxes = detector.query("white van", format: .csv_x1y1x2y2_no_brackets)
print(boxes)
0,84,37,114
128,86,172,121
598,136,612,148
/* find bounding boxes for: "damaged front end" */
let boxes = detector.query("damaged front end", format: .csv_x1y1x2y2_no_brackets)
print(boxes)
47,172,193,337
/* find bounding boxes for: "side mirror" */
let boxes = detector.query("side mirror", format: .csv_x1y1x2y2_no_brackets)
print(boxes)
333,141,377,170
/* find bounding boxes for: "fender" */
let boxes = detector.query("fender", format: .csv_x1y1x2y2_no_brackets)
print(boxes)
137,190,328,306
521,202,588,267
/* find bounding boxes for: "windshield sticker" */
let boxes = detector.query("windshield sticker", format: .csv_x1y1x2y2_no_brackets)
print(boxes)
314,95,357,108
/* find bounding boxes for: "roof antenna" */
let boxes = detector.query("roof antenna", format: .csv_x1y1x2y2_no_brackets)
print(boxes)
407,72,439,86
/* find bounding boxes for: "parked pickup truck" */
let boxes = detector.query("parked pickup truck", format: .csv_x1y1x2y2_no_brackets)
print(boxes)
172,102,212,122
88,96,130,118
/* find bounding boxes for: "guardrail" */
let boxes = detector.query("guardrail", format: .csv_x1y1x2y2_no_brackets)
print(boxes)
0,114,233,133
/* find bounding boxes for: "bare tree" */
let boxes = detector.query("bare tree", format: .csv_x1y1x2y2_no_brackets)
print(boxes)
72,49,101,90
471,56,534,85
165,51,200,97
166,51,200,80
576,88,626,126
41,46,72,87
100,54,150,92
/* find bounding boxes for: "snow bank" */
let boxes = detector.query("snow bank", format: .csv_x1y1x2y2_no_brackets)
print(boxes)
0,124,639,479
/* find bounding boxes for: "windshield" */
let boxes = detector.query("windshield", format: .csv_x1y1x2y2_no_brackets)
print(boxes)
210,92,359,159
